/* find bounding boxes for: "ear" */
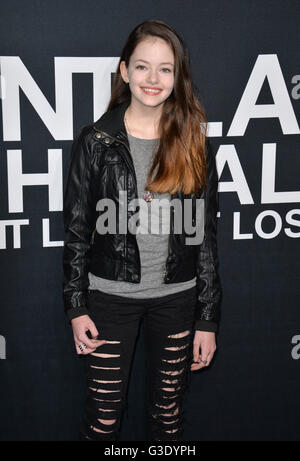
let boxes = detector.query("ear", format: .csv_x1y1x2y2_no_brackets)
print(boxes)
120,61,129,84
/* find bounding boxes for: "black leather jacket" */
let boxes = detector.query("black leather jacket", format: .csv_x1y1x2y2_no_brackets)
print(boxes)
63,100,222,332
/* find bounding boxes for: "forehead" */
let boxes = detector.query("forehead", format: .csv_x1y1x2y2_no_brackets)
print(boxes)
131,37,174,64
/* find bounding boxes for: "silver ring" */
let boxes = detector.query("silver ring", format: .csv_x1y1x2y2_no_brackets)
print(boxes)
78,343,86,351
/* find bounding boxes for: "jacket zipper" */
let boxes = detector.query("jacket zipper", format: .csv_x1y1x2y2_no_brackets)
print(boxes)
110,132,172,282
91,228,96,245
116,129,173,282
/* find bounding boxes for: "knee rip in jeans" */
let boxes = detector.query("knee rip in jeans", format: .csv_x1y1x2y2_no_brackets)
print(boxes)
87,340,123,435
149,329,191,438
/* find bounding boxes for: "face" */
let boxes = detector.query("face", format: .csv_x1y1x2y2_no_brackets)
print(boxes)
120,36,175,111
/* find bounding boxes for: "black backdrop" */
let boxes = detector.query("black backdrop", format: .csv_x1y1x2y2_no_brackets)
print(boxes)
1,0,300,441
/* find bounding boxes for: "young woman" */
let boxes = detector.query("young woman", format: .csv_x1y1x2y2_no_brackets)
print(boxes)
63,19,222,441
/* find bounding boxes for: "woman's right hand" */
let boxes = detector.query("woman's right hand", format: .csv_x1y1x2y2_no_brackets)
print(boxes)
71,314,106,355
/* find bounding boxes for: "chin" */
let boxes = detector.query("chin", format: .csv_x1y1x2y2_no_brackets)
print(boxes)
142,95,168,105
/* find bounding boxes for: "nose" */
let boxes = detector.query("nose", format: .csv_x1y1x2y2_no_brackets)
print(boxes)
146,68,159,84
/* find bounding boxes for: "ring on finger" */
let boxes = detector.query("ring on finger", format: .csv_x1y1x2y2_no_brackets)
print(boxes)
78,343,86,352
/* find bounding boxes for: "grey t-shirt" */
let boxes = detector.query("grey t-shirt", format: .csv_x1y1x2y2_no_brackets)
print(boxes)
88,133,196,297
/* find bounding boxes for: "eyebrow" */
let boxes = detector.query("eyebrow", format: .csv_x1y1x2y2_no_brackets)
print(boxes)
134,59,174,67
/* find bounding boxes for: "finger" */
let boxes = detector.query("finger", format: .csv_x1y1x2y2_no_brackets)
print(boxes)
77,333,106,349
75,337,106,347
190,352,213,370
202,350,215,366
76,347,95,355
88,322,99,339
191,354,204,370
190,362,206,371
89,338,107,347
190,360,205,370
193,343,200,363
75,338,106,356
76,343,88,354
76,343,98,355
90,337,107,347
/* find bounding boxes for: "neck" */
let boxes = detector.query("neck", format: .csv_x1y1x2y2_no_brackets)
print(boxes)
125,102,162,139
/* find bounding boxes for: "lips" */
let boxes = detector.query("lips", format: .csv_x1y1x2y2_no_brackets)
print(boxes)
141,87,162,95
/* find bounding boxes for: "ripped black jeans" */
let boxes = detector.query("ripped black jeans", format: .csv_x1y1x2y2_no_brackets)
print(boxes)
80,285,197,441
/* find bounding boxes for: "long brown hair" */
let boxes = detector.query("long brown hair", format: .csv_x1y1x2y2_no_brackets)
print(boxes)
107,19,208,195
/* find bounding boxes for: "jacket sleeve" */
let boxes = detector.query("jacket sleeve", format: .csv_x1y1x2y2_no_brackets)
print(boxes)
62,127,95,322
194,138,222,332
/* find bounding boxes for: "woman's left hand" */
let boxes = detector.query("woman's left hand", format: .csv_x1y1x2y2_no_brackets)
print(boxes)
190,331,216,371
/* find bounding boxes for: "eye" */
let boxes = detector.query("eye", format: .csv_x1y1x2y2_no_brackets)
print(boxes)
136,65,146,70
161,68,172,73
